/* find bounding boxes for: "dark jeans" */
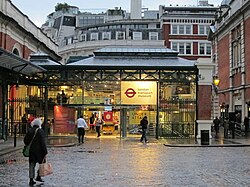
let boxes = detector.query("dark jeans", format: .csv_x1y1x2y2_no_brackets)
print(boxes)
224,128,228,138
140,129,147,142
96,126,101,137
78,128,85,143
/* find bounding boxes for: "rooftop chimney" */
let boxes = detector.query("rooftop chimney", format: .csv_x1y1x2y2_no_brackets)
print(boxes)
131,0,141,19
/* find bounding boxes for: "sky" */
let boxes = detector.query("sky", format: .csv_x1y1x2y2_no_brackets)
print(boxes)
11,0,222,27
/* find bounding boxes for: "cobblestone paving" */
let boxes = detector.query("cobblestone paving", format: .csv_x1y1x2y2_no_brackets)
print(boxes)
1,138,250,187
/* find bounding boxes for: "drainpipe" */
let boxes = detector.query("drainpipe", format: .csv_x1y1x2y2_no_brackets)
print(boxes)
44,85,48,138
156,81,159,139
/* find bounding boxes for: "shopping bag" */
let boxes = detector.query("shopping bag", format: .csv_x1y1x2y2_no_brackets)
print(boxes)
39,162,53,176
22,145,30,157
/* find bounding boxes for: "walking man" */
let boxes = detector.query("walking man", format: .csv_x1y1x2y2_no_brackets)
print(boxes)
140,116,149,143
77,115,88,144
213,116,220,135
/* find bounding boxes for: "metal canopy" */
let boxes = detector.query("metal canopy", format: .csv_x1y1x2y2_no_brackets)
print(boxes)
65,56,195,70
61,47,195,70
0,47,46,76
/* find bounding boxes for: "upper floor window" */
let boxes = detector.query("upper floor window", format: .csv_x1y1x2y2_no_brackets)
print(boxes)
67,37,73,45
102,32,111,40
133,32,142,40
90,33,98,41
185,25,192,34
149,32,158,40
172,25,178,34
232,25,241,68
171,42,192,55
198,25,210,35
199,42,211,55
116,31,125,40
79,34,87,41
171,24,193,35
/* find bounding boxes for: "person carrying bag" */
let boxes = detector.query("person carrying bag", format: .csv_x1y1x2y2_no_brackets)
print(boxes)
24,118,48,186
23,128,38,157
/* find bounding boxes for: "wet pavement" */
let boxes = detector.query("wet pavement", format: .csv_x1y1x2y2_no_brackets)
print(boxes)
1,133,250,186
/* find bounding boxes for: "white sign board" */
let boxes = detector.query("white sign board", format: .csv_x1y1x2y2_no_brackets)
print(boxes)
121,81,157,105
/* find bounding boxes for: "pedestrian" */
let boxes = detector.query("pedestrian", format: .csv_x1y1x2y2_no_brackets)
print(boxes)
213,116,220,135
89,113,95,131
224,117,229,138
24,117,47,186
76,115,88,143
140,116,149,143
244,117,249,137
95,116,104,137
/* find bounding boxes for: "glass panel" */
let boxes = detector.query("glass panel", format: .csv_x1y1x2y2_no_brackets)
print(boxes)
179,43,185,54
159,81,196,138
179,25,185,34
172,25,178,34
199,43,205,54
186,43,191,54
186,25,192,34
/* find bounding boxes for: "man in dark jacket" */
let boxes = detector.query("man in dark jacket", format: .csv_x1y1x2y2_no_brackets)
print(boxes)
140,116,149,143
213,116,220,134
24,118,47,186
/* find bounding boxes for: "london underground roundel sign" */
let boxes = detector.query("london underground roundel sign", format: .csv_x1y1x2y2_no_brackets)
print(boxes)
125,88,136,98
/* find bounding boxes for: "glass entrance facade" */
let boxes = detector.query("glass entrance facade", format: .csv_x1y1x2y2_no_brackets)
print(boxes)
5,71,197,139
3,47,198,139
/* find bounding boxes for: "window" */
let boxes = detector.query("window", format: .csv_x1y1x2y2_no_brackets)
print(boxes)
149,32,158,40
172,42,178,52
171,25,192,35
186,43,191,54
172,25,178,34
179,43,185,54
179,25,185,34
199,43,205,54
67,38,72,45
102,32,111,40
206,44,211,55
90,33,98,41
186,25,192,35
116,31,125,40
79,34,86,41
232,26,241,68
133,32,142,40
199,43,211,55
198,25,210,35
171,42,193,55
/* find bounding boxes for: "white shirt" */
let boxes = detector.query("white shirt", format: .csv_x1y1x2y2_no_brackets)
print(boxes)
77,118,88,128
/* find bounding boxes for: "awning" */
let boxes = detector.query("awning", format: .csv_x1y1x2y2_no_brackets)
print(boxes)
0,47,46,76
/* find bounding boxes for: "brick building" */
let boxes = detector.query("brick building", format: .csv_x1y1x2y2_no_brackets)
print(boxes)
209,0,250,124
0,0,60,139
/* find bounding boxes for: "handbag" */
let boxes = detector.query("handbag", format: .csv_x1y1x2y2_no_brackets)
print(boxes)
22,128,38,157
39,157,53,176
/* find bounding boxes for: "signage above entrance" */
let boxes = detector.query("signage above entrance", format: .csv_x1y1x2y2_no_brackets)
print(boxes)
121,81,157,105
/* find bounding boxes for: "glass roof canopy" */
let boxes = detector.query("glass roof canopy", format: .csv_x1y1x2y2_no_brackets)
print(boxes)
0,47,46,76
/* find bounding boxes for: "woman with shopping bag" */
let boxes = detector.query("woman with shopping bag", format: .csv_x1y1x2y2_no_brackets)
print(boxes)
24,117,48,186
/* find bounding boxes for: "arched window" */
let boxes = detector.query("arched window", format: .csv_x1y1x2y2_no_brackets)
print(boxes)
13,48,20,56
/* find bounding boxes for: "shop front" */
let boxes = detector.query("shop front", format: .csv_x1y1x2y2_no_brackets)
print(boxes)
38,47,197,138
2,47,197,139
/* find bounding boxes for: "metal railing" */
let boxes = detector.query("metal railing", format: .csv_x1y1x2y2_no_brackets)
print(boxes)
159,122,194,138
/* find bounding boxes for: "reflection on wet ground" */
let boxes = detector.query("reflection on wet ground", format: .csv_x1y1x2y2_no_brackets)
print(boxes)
2,137,250,186
46,136,77,147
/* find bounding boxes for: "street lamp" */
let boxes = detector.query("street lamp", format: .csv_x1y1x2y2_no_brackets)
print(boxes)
213,76,220,93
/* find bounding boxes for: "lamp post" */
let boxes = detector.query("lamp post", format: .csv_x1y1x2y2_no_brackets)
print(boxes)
213,76,220,93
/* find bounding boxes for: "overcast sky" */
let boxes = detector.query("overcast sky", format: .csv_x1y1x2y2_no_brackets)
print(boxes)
11,0,222,27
